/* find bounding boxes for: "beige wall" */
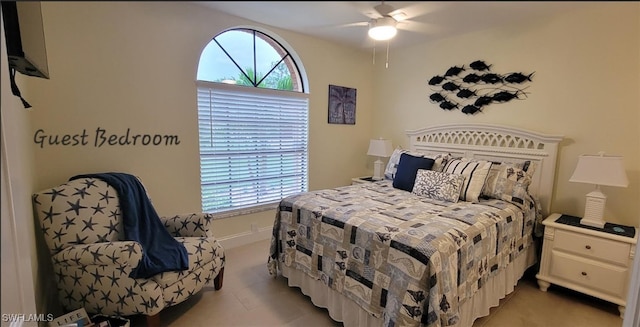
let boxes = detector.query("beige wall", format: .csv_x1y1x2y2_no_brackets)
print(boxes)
373,3,640,227
24,2,375,238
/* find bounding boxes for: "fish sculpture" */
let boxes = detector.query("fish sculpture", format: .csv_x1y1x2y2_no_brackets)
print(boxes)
429,93,446,102
428,75,445,85
456,88,477,98
470,60,492,71
504,72,535,83
427,61,532,114
442,82,460,91
444,65,465,77
462,105,482,115
474,96,493,107
439,101,458,110
462,73,482,83
492,90,521,102
481,73,503,84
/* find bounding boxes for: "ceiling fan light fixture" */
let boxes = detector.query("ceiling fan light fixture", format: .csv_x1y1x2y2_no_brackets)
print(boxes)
368,16,397,41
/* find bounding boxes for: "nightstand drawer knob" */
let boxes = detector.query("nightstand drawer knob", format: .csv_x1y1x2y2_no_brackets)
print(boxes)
585,245,591,250
581,271,588,276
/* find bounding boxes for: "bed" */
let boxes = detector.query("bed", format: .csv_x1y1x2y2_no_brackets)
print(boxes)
268,123,563,327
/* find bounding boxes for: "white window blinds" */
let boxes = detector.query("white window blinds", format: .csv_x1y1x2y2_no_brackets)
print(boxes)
196,81,309,214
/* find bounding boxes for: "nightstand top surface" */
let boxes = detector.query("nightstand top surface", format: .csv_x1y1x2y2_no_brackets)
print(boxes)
543,213,638,243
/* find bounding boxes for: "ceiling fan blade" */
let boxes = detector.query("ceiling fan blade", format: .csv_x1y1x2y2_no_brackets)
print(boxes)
374,3,396,17
314,20,368,32
396,20,441,35
393,2,445,20
341,21,369,28
390,11,407,22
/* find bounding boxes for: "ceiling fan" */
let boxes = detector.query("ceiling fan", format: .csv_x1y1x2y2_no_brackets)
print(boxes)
358,1,423,68
367,2,406,41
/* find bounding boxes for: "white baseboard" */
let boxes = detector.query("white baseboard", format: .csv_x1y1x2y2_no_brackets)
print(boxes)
217,226,273,249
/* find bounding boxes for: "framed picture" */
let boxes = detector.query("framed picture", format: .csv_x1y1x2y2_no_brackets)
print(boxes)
328,84,356,125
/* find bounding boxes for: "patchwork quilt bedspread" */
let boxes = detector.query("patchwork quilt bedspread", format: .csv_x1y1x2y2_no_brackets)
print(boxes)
268,180,538,327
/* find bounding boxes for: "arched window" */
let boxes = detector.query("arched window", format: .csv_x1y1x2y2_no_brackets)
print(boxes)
196,28,309,216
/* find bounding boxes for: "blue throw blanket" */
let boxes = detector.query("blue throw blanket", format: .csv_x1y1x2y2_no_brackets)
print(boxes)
70,172,188,278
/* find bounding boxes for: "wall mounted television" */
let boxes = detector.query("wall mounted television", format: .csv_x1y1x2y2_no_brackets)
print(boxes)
2,1,49,79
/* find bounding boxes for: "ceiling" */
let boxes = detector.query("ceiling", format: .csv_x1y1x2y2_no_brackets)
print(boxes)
194,1,596,49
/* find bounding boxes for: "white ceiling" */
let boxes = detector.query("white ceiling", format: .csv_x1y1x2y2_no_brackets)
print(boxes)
194,1,596,49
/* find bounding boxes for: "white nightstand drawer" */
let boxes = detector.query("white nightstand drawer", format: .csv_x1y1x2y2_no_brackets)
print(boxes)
553,229,630,266
550,251,628,298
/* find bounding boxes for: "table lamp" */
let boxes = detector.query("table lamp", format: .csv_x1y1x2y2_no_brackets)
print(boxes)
367,139,393,180
569,152,629,228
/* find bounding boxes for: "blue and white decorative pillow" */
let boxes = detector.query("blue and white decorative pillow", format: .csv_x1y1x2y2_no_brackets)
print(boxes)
412,170,466,203
392,153,435,192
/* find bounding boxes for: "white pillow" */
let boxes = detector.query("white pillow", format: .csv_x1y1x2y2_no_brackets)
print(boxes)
412,170,465,203
443,158,492,202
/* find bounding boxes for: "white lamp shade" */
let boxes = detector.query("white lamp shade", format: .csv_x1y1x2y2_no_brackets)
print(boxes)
569,154,629,187
367,139,393,157
368,17,397,41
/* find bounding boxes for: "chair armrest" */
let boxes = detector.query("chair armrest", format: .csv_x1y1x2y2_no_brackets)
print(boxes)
160,213,214,237
52,241,143,268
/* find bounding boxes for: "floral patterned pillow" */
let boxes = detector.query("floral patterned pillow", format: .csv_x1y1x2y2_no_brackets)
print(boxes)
483,164,533,208
482,160,536,199
412,170,466,203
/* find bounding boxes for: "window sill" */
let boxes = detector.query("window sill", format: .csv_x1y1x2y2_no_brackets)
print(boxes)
210,202,279,220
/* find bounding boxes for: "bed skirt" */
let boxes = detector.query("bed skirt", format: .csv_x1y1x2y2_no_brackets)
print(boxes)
280,243,537,327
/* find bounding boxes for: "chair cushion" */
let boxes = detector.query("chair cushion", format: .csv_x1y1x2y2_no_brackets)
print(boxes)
152,236,223,288
33,178,123,255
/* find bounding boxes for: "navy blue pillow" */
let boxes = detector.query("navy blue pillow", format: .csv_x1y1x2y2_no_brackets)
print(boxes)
392,153,435,192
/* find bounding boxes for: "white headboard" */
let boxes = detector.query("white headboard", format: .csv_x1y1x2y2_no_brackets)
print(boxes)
406,123,564,216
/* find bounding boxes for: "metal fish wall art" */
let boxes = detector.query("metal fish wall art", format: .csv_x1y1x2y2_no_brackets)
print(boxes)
427,60,534,115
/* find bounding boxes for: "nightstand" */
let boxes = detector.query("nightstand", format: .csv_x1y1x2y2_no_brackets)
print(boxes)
351,176,376,185
536,213,638,317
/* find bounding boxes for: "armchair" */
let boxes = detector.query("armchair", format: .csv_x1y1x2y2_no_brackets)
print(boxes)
32,173,225,326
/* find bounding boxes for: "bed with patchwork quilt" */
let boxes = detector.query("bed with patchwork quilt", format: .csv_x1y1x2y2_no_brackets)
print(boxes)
268,123,563,327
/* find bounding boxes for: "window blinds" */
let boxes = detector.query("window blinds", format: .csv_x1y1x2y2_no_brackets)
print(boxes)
196,81,309,214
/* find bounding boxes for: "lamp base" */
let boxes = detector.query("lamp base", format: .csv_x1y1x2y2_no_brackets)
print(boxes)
579,189,606,229
372,159,384,180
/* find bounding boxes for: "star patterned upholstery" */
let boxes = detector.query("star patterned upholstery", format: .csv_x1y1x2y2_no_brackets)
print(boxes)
32,177,225,324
